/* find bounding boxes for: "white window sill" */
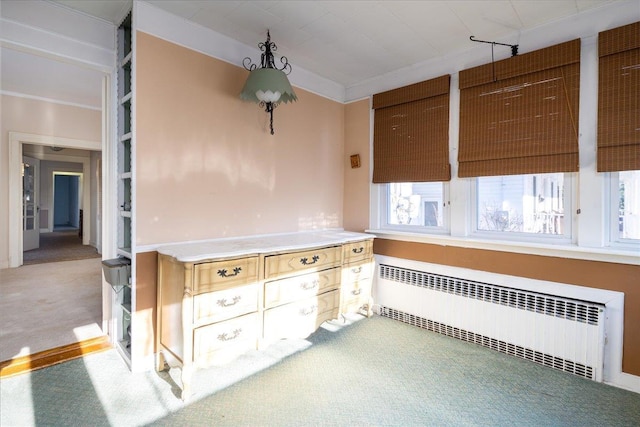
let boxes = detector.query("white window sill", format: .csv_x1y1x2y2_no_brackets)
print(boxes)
366,229,640,266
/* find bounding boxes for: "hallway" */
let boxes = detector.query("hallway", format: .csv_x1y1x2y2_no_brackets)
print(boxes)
23,229,100,265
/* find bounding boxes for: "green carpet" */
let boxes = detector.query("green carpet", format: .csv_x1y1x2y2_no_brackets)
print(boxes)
1,315,639,426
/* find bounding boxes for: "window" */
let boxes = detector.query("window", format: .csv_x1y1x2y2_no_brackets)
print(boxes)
475,173,570,239
612,170,640,242
384,182,446,230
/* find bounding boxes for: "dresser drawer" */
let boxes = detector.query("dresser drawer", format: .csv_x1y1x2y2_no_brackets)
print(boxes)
342,240,373,264
263,290,340,340
264,267,340,309
193,312,259,365
342,260,374,283
194,257,259,294
264,246,341,280
342,277,372,304
193,283,259,326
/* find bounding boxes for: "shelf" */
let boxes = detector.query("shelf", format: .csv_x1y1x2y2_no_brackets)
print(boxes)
118,340,131,356
117,248,132,259
120,132,132,143
121,303,132,314
121,51,132,67
120,172,132,180
120,210,132,218
120,92,132,105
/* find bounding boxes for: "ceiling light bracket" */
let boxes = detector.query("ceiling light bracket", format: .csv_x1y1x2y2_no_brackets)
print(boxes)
243,31,292,75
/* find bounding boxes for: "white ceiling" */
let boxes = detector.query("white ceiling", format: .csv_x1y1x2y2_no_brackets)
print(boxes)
0,0,627,108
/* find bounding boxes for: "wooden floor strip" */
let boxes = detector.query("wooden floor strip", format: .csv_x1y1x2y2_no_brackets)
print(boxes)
0,336,112,379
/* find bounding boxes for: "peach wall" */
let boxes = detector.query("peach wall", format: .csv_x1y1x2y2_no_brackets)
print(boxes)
374,239,640,376
135,32,345,246
343,99,371,232
0,95,101,267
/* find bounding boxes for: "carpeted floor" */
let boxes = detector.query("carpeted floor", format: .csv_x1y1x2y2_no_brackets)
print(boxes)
0,258,103,361
1,315,639,427
23,230,100,265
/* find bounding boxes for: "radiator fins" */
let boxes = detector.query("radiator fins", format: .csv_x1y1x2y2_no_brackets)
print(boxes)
379,306,595,380
379,265,601,325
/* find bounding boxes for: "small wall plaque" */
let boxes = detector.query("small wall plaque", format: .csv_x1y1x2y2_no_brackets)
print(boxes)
350,154,361,169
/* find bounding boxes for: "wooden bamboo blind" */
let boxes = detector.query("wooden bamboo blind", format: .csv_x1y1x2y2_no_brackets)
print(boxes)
372,75,451,183
597,21,640,172
458,39,581,178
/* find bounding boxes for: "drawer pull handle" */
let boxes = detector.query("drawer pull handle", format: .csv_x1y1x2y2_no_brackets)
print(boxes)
351,266,362,274
217,296,241,307
352,247,364,254
217,267,242,278
352,289,362,296
300,255,320,265
218,328,242,341
300,280,319,290
300,305,317,316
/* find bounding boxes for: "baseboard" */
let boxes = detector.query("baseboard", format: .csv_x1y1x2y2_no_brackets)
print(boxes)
0,336,112,378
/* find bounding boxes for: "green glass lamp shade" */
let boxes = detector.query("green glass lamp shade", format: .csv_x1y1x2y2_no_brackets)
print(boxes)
240,68,297,104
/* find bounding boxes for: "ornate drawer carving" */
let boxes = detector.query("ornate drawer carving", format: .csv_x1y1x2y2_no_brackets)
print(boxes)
264,246,341,280
342,240,373,264
193,257,259,294
193,312,259,365
264,267,340,309
193,283,259,326
263,290,340,340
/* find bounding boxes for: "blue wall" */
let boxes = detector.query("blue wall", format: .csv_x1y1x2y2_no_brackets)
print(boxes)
54,175,79,228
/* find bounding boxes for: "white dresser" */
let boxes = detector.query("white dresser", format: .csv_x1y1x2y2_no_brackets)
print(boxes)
156,231,374,400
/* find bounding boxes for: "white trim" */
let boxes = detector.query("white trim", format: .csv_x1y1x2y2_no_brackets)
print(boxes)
102,65,117,351
374,255,637,393
0,19,114,72
134,1,345,103
367,229,640,266
0,90,101,111
8,132,100,268
577,35,606,248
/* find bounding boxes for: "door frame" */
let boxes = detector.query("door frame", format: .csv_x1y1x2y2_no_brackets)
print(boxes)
21,155,41,251
8,132,100,267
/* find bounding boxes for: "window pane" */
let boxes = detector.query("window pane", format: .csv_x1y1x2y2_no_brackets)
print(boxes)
388,183,443,227
477,173,565,235
618,170,640,240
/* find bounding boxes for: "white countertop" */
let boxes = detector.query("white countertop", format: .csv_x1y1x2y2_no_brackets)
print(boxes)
156,230,374,263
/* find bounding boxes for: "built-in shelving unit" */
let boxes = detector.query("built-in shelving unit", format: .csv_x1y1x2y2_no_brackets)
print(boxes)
115,9,134,359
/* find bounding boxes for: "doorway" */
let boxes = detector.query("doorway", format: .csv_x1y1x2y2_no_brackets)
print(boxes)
53,172,81,231
21,154,102,266
3,135,105,365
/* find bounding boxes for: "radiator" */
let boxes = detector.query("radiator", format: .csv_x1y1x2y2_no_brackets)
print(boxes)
376,263,606,381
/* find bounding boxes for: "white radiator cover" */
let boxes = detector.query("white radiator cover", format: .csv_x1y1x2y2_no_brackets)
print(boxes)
375,260,607,381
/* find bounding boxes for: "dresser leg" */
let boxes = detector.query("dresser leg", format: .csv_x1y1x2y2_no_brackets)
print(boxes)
181,364,193,401
156,351,167,372
366,296,374,317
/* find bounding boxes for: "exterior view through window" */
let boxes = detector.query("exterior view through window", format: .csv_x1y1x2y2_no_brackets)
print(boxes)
387,182,444,227
618,170,640,240
477,173,566,235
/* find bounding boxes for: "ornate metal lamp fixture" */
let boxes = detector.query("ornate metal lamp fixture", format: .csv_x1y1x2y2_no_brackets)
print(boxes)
240,31,297,135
